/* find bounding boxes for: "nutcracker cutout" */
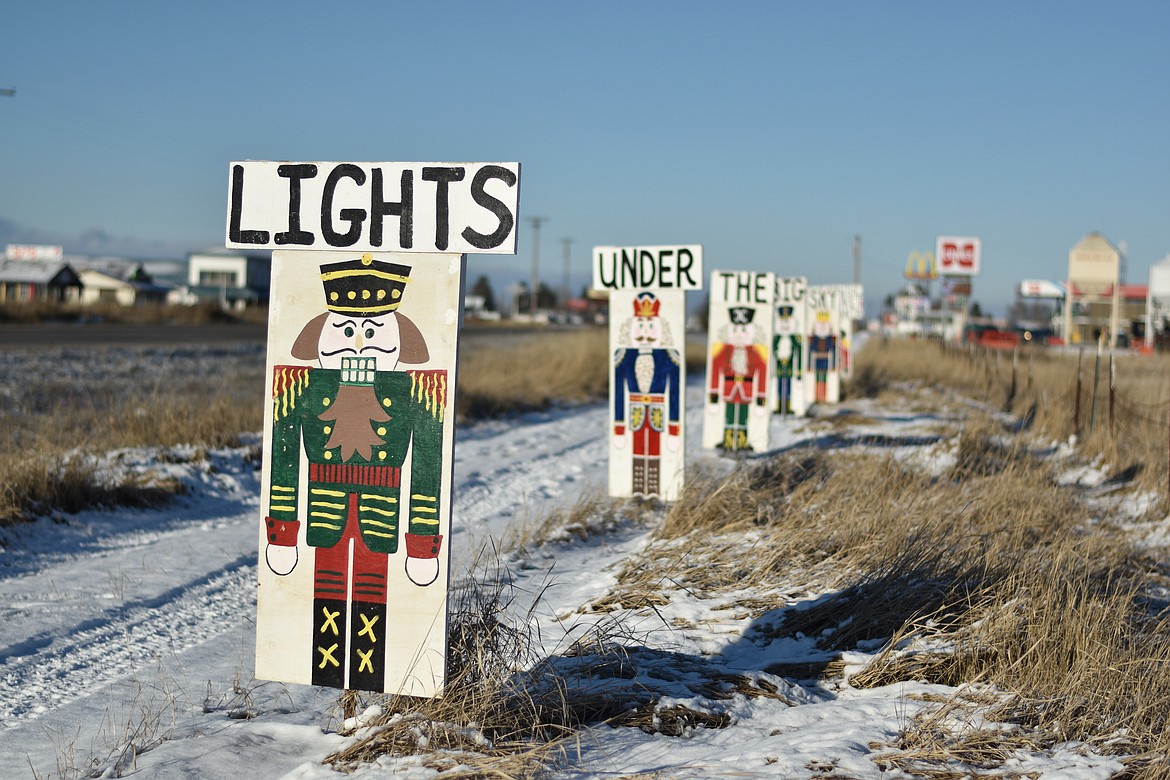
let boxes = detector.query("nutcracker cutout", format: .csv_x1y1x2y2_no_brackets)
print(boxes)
611,290,683,500
258,251,458,695
773,306,803,416
808,309,838,404
708,306,769,451
773,276,808,417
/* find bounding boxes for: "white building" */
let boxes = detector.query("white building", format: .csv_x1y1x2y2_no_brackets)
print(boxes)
169,252,271,309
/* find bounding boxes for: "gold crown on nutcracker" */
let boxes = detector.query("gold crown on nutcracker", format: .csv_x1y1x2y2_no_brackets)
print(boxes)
320,254,411,316
815,310,832,322
633,291,661,317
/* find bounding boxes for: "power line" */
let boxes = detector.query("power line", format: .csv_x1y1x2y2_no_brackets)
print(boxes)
0,87,15,98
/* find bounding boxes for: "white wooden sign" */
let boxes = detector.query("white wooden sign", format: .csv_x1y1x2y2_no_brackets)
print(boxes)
609,289,686,500
805,285,841,405
227,161,521,254
773,276,808,417
703,270,775,452
592,245,704,290
256,250,462,697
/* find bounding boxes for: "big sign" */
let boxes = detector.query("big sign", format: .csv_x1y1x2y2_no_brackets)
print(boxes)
592,245,703,290
227,161,521,254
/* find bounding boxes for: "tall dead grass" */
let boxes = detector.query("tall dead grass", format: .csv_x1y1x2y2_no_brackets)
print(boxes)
0,352,264,525
851,338,1170,496
1,328,614,524
596,386,1170,776
455,329,609,421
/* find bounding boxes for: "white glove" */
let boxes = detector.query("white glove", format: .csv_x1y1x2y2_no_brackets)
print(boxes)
406,556,440,587
265,544,298,576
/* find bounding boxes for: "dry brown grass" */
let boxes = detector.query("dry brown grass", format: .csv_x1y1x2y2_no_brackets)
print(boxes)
1,328,614,524
455,329,610,421
851,338,1170,495
574,355,1170,776
0,349,265,525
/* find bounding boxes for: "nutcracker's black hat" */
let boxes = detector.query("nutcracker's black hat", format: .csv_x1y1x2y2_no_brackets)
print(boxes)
777,305,794,318
729,306,755,325
320,254,411,316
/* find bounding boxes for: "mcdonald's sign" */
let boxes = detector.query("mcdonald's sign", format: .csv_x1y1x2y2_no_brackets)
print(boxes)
904,251,937,280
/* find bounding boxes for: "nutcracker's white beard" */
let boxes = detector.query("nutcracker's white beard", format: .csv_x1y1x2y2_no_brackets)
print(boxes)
318,384,390,462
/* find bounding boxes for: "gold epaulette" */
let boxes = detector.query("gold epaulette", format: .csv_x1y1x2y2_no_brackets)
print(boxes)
272,366,311,421
408,370,448,421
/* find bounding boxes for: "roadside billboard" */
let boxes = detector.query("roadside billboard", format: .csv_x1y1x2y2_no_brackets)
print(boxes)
935,236,981,277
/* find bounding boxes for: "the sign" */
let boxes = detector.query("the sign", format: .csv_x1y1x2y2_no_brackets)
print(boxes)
773,276,808,417
256,251,463,697
1019,279,1065,299
609,289,686,500
904,251,937,280
227,161,521,254
5,244,63,261
592,245,703,290
703,271,775,452
935,235,981,276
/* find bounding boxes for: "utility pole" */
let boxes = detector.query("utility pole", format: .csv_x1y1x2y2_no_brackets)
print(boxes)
852,234,861,286
560,237,573,314
526,216,547,315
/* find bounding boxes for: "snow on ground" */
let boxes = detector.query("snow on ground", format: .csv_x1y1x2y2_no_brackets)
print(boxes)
0,344,1139,779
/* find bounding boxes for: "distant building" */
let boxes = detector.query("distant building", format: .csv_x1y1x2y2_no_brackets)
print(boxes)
168,251,271,309
77,265,170,306
1064,282,1148,346
0,258,82,303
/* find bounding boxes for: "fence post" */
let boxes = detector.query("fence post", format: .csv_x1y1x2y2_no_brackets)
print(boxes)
1010,347,1018,408
1074,348,1083,435
1108,352,1115,439
1089,341,1101,434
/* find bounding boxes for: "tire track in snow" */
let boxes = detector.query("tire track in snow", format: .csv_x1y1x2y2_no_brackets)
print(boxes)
452,404,609,554
0,554,255,726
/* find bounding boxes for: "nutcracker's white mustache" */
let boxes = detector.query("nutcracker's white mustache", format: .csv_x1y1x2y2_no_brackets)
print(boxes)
320,345,399,357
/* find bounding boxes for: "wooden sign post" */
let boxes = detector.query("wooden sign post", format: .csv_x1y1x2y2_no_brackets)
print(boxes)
703,270,775,452
773,276,808,417
594,245,702,501
232,161,520,697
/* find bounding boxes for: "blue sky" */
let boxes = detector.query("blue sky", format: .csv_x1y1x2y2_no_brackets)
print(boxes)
1,1,1166,315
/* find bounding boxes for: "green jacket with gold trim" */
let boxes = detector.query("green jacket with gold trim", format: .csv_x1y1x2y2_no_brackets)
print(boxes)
265,365,446,555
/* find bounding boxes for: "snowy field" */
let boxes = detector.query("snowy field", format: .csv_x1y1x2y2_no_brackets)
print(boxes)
0,341,1147,779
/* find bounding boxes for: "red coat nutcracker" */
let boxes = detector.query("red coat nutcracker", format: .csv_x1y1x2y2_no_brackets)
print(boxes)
708,306,768,451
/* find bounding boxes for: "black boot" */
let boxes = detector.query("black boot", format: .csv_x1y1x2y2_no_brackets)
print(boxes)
348,601,387,692
311,598,347,689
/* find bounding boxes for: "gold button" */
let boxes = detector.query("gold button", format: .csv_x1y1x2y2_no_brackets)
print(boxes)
382,398,391,407
376,427,387,436
347,291,356,300
324,451,333,460
378,451,387,461
330,291,339,301
377,290,386,300
322,397,331,406
323,426,332,434
362,290,371,300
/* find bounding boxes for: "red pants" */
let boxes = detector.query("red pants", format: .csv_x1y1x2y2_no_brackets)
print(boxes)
313,493,388,604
